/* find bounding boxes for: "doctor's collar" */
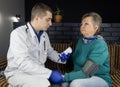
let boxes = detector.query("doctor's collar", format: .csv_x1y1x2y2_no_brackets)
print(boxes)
29,22,43,33
29,22,43,42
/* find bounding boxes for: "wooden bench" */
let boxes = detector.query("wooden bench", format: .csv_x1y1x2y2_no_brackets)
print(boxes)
0,43,120,87
0,58,8,87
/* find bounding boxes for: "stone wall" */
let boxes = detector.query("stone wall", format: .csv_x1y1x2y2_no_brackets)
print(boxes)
13,22,120,44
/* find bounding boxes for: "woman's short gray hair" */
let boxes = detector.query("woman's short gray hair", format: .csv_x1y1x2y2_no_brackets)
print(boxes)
82,12,102,35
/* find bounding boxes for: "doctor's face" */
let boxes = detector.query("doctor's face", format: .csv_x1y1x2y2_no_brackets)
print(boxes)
36,11,52,31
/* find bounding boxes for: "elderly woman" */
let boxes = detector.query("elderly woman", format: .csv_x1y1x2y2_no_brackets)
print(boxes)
63,12,112,87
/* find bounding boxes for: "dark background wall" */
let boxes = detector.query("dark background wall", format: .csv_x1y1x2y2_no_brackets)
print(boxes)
13,22,120,44
25,0,120,23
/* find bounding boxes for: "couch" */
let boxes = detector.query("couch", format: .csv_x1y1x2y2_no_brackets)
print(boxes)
0,43,120,87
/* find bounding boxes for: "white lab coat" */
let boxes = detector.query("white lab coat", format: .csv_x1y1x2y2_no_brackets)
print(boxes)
5,22,63,87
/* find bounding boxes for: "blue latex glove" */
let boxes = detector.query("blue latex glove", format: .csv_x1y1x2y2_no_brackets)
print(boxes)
59,53,71,62
49,71,65,84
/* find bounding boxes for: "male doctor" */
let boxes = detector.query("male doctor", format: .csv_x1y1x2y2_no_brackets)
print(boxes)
4,2,71,87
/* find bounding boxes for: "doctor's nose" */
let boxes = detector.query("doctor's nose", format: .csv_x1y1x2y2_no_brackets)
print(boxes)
49,21,52,26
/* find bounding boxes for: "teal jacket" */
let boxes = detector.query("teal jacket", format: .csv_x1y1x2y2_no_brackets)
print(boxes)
64,37,112,87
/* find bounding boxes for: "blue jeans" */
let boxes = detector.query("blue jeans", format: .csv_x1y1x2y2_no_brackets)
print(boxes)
61,76,109,87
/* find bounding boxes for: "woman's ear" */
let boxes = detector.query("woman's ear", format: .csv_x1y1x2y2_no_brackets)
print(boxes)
95,25,99,31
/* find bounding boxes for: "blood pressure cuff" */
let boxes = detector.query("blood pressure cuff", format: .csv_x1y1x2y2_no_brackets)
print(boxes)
82,60,99,77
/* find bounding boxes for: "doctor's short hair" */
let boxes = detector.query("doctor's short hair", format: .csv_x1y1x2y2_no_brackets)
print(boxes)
31,2,53,21
81,12,102,35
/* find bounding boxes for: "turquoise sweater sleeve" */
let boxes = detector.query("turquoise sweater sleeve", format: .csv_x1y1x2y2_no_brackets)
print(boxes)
64,70,86,81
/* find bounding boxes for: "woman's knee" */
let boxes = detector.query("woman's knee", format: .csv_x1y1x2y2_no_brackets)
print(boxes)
70,80,80,87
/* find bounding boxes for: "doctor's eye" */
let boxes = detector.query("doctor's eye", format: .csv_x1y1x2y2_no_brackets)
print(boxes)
46,18,51,22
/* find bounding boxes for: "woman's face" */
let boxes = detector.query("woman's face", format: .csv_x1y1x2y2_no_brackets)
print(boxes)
80,16,98,37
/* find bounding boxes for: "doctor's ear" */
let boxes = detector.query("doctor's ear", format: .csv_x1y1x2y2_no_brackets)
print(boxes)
35,16,39,21
34,15,41,20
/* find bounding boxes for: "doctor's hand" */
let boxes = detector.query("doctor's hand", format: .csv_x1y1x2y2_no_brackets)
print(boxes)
49,71,65,84
59,53,71,62
59,47,72,62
